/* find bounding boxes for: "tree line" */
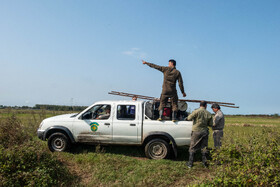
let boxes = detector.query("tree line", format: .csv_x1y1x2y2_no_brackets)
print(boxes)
0,104,87,111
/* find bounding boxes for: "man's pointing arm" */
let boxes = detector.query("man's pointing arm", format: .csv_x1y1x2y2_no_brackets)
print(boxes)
142,60,166,72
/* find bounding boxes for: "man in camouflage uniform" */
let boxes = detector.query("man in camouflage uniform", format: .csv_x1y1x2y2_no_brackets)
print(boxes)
186,101,213,168
142,59,186,121
211,103,225,148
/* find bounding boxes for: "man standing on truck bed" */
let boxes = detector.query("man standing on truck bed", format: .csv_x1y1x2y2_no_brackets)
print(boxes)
186,101,213,168
142,59,186,122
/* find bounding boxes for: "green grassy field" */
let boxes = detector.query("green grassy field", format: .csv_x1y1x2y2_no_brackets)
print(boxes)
225,115,280,126
0,109,279,186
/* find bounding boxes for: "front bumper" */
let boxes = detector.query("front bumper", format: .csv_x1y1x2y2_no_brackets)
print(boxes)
37,129,45,140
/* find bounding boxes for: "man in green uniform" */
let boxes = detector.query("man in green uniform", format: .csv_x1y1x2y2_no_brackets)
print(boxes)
186,101,213,168
142,59,186,121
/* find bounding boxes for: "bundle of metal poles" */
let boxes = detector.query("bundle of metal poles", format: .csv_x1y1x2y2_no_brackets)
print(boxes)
108,91,239,108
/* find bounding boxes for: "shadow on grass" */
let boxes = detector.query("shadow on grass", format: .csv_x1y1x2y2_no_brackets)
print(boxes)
176,146,213,162
68,143,214,162
70,143,146,158
69,144,213,162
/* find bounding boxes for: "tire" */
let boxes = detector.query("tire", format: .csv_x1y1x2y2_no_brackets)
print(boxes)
145,138,170,159
48,132,70,152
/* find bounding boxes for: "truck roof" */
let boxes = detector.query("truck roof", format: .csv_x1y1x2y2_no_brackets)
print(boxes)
92,100,146,105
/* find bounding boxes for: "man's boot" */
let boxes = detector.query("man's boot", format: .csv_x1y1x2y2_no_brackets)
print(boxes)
157,110,163,121
172,111,177,122
202,153,208,168
186,152,194,168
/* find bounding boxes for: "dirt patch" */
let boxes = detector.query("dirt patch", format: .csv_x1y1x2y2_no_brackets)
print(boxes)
173,165,215,186
132,156,148,161
227,123,275,127
56,156,92,186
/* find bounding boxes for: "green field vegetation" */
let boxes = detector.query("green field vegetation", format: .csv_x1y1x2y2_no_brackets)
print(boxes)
225,115,280,126
0,109,279,186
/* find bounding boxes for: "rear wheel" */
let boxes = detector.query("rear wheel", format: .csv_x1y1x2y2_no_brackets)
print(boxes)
48,132,70,152
145,138,170,159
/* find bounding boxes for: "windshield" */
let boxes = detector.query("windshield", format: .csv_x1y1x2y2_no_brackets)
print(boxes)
81,104,111,120
71,112,82,118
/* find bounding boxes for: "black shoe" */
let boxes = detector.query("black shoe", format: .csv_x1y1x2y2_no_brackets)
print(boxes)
202,162,208,168
172,111,177,122
187,152,194,168
202,153,208,168
186,162,193,168
215,161,221,165
158,110,163,121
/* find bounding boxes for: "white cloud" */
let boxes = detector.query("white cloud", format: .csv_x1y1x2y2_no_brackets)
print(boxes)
123,51,133,55
122,48,147,59
131,47,140,51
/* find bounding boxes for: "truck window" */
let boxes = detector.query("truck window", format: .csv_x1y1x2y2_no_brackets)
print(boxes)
117,105,135,120
145,101,153,119
82,104,111,120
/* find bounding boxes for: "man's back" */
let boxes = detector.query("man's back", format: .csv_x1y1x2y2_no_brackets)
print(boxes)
163,67,183,95
187,107,213,132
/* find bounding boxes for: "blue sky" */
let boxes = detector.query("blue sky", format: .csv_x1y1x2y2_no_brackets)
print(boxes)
0,0,279,114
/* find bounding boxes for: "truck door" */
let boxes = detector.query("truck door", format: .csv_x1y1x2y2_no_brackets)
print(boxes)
73,104,113,143
112,104,140,144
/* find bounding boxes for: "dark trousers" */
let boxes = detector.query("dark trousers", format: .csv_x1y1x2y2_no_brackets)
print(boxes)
189,130,209,154
159,94,178,111
213,130,223,148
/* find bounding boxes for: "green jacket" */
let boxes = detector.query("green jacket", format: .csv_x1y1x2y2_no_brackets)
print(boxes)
146,62,185,96
187,107,213,132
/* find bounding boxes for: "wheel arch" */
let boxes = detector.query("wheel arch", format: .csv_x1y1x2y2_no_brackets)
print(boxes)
142,131,178,158
44,126,76,143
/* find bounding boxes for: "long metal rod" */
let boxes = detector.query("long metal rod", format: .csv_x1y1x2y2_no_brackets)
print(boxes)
109,91,155,100
179,99,235,105
219,104,239,108
108,91,239,108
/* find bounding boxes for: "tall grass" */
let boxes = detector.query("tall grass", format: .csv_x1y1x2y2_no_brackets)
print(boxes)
0,112,75,187
207,126,280,186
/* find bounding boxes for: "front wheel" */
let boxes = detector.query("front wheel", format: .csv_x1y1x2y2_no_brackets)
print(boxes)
48,132,70,152
145,139,170,159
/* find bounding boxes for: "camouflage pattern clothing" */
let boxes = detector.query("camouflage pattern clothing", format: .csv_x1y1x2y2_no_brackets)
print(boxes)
212,110,225,148
188,130,209,153
145,62,185,111
187,107,213,132
187,107,213,153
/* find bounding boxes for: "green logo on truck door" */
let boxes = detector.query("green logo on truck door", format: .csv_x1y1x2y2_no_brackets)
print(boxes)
90,122,99,132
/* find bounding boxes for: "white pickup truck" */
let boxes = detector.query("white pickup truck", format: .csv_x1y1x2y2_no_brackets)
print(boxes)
37,100,193,159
